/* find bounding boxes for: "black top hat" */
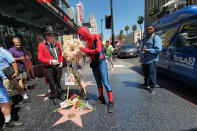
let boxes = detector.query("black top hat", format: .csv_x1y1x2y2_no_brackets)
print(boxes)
42,25,58,35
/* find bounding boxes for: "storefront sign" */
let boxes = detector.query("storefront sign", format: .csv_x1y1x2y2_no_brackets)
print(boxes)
37,0,74,27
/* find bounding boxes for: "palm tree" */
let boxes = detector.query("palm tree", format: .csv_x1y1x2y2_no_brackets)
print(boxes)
118,29,124,44
137,16,144,40
125,25,130,35
132,25,137,43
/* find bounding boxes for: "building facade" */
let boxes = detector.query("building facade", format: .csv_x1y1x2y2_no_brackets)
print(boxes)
123,30,144,46
89,13,98,34
144,0,197,28
77,0,84,26
0,0,79,77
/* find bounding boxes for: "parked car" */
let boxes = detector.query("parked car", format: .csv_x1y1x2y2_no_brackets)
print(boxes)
112,40,120,55
117,44,140,58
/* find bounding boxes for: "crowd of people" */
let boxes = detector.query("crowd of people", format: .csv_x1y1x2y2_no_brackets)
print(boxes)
0,24,162,130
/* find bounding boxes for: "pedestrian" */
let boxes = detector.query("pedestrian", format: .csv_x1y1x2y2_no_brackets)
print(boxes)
9,37,29,93
38,25,64,105
140,25,162,94
0,42,30,103
0,81,23,130
105,41,114,70
78,26,114,113
24,47,38,80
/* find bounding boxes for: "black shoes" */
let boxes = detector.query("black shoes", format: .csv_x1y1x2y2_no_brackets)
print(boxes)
149,87,155,94
51,98,58,105
108,102,114,113
57,95,65,101
94,96,106,105
23,98,31,103
3,120,23,129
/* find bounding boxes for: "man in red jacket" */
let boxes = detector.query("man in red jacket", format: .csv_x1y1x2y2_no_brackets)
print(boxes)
38,25,64,105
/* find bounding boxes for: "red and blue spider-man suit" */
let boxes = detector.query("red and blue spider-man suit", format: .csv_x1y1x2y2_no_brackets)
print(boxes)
78,26,114,113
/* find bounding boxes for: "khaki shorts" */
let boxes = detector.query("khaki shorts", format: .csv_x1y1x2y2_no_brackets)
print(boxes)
106,56,113,63
17,71,27,80
3,78,19,92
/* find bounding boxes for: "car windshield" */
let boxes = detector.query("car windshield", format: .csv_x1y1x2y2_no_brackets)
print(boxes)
120,44,137,49
113,41,119,46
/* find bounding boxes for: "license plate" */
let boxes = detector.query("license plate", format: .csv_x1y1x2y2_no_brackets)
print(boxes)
130,53,133,55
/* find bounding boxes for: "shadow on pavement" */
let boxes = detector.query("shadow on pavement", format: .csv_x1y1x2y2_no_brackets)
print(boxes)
129,65,143,76
122,81,149,91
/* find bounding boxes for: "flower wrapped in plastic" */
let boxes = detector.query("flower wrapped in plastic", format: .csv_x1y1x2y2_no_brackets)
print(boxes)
63,39,85,64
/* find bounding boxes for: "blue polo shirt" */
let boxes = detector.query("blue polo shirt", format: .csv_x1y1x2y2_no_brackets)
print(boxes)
0,47,15,79
140,34,162,64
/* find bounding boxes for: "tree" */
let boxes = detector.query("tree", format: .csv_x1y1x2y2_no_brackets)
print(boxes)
125,25,130,35
149,6,159,16
137,16,144,40
118,29,124,43
99,33,103,39
132,25,137,43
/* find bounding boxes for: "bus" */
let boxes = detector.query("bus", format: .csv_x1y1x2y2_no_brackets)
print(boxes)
154,5,197,86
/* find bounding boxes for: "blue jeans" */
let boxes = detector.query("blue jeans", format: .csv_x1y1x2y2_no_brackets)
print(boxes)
92,60,112,91
142,62,157,88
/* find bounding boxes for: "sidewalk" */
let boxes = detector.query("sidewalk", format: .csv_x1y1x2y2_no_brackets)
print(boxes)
3,59,197,131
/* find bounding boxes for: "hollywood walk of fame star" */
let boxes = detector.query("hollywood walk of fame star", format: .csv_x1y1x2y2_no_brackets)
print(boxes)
81,81,95,88
52,106,93,128
37,90,51,101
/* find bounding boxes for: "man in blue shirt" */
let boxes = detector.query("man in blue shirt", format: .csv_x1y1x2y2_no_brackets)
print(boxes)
0,42,23,129
0,42,30,103
140,25,162,94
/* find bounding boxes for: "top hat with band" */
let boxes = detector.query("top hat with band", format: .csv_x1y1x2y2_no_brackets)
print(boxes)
42,25,58,35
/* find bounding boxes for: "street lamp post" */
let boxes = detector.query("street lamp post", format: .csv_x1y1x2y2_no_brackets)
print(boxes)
110,0,115,58
101,18,104,40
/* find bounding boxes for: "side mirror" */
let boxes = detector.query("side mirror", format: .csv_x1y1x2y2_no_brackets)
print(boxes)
175,33,188,47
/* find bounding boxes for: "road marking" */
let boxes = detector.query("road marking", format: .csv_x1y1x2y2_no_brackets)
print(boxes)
114,65,127,67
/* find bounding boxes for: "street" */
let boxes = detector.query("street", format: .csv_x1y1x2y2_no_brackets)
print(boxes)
3,58,197,131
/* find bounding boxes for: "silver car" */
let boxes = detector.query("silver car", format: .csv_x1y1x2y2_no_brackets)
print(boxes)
117,44,140,58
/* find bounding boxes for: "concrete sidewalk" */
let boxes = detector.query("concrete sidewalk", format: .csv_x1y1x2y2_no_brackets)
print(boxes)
2,59,197,131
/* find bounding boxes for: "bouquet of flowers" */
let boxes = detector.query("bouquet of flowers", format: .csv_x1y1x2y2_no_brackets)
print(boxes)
63,39,85,63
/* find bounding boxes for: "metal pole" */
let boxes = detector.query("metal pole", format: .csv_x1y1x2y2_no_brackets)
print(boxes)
101,19,103,40
110,0,115,58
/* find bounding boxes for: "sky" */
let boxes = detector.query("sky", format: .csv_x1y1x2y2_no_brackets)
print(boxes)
68,0,144,41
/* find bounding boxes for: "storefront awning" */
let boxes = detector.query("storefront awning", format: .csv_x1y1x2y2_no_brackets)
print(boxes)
0,0,79,35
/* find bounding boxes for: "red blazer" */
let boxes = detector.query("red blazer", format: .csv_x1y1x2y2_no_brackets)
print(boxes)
38,41,63,83
38,41,63,65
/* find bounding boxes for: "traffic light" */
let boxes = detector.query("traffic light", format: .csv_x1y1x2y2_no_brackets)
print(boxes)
105,15,112,29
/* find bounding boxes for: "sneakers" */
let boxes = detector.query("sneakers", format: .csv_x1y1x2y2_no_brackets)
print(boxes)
3,120,23,129
108,102,114,113
141,83,149,87
149,87,155,94
94,96,106,105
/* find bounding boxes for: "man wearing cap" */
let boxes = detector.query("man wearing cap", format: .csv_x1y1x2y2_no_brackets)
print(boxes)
38,25,64,105
78,26,114,113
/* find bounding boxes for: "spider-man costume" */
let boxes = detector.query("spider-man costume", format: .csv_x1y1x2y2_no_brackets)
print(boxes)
78,26,114,113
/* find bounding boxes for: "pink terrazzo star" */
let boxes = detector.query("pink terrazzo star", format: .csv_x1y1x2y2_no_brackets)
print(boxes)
81,81,95,88
52,106,93,128
37,90,51,101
